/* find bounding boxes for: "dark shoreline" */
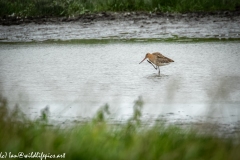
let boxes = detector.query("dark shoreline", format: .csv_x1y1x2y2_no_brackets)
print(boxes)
1,11,240,26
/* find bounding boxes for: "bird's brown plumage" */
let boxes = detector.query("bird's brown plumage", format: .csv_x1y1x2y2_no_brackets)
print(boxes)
150,52,174,66
139,52,174,75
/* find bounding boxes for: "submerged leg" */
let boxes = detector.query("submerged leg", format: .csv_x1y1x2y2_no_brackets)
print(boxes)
147,60,157,70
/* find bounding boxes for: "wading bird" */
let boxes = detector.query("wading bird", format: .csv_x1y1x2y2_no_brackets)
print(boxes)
139,52,174,75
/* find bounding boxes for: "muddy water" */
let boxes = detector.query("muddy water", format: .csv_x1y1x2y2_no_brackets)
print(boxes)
0,42,240,129
1,13,240,41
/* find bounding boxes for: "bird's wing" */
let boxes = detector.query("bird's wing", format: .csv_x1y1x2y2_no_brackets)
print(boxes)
153,52,174,63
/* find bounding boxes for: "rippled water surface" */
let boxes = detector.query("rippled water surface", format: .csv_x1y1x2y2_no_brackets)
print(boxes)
0,42,240,125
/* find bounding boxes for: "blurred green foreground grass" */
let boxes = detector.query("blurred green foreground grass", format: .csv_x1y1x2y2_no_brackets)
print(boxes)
1,95,240,160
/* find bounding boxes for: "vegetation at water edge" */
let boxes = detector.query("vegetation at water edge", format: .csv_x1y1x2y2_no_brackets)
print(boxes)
1,95,240,160
0,0,240,17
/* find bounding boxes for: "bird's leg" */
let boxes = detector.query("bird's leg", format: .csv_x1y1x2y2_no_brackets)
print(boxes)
158,66,160,75
147,60,157,70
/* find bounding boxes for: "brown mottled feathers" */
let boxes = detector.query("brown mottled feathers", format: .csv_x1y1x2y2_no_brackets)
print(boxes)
152,52,174,63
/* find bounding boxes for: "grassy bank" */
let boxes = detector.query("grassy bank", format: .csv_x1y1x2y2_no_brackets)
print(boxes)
1,95,240,160
0,0,239,17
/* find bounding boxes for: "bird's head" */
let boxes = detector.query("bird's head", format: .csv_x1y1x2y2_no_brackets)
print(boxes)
139,53,150,64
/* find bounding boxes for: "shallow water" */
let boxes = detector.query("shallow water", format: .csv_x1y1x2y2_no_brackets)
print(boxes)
0,41,240,127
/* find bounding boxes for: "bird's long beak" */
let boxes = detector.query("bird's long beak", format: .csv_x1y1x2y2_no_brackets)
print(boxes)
139,57,147,64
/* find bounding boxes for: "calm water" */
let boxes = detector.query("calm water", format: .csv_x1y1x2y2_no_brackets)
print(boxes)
0,41,240,124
